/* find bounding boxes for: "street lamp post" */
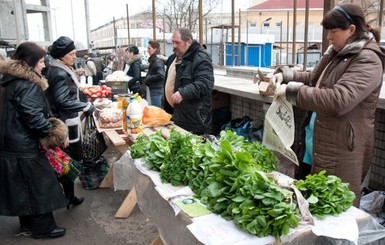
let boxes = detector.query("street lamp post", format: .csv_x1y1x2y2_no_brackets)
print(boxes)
279,21,283,64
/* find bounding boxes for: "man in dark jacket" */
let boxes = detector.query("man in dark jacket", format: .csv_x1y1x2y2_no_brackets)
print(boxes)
163,27,214,135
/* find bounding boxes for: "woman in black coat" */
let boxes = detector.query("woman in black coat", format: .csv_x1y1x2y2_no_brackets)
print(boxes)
0,42,68,238
46,36,95,209
144,40,165,107
125,46,142,94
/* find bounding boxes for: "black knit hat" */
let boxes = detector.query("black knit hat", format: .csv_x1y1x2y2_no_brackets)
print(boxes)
50,36,76,59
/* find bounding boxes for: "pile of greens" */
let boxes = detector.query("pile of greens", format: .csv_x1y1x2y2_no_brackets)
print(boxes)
160,130,202,186
294,170,355,219
129,129,355,239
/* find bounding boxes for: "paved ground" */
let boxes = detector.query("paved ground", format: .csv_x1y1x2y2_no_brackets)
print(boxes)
0,146,158,245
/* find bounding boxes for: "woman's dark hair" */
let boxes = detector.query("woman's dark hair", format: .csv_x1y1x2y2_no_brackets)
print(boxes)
322,4,380,42
12,42,46,68
148,40,161,56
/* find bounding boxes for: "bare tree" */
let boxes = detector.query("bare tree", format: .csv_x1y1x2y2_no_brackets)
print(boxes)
156,0,220,33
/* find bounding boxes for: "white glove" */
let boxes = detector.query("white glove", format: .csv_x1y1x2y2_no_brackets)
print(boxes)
270,73,283,86
275,84,287,98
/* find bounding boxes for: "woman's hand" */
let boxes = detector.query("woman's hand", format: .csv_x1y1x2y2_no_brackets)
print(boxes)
270,73,283,86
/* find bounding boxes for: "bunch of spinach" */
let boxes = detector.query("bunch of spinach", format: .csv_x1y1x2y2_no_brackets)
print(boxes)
160,129,203,186
187,142,216,194
218,130,277,172
194,136,298,238
130,134,149,159
294,170,355,219
143,131,170,171
230,171,300,238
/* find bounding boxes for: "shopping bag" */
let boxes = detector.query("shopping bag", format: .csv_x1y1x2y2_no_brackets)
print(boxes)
82,115,107,163
222,116,253,140
79,156,109,190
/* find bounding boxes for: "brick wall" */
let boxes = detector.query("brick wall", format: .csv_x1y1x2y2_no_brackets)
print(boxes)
229,95,266,126
370,109,385,190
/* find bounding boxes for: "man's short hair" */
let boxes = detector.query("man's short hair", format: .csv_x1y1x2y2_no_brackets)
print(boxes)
174,27,193,42
126,46,139,54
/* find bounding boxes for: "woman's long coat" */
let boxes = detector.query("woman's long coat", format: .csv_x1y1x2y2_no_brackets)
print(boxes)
283,36,385,206
0,60,67,216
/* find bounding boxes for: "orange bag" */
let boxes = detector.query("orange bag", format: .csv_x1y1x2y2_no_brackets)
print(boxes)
142,106,172,126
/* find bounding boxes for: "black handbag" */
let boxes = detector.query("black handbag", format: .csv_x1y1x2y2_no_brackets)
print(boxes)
82,115,107,163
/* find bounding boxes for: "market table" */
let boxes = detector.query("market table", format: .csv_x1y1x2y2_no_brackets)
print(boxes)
99,126,385,245
98,123,188,218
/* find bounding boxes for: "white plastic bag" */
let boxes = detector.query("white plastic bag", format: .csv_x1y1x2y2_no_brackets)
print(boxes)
113,150,133,191
360,191,385,214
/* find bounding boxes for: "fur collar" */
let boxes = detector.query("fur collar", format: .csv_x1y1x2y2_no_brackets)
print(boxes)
0,60,48,90
127,54,142,65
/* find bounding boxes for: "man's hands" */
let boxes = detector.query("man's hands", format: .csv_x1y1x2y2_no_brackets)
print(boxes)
171,91,183,105
270,73,283,86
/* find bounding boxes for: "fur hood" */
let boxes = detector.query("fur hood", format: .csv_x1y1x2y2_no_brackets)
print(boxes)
40,118,68,149
127,54,142,65
0,59,48,91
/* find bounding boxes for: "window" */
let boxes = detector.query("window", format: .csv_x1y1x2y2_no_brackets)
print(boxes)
276,22,282,27
250,23,256,27
263,22,270,28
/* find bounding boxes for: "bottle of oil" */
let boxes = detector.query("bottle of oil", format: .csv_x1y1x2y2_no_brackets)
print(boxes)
118,94,130,134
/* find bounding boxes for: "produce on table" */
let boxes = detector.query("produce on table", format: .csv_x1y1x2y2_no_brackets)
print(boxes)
98,108,122,128
130,134,149,159
81,85,112,98
143,131,169,171
142,106,172,126
129,129,354,239
160,130,202,186
294,170,355,219
93,98,113,110
105,70,131,82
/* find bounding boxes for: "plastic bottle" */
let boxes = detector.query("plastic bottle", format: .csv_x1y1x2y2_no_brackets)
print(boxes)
118,94,129,134
80,75,87,87
87,76,93,86
126,97,143,138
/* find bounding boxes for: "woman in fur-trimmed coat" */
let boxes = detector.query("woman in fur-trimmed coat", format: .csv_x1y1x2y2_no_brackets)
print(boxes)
0,42,68,238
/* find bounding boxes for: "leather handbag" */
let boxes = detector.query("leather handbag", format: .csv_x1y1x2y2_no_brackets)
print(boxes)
82,115,107,163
